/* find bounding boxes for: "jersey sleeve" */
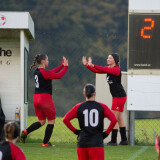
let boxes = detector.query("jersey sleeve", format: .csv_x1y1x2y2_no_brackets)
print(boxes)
51,64,64,73
40,66,68,80
86,65,106,74
10,143,26,160
93,65,120,76
100,103,117,135
63,103,81,133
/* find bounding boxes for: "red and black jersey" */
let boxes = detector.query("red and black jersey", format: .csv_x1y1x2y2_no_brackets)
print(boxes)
34,64,68,95
87,65,126,97
63,101,117,148
0,141,26,160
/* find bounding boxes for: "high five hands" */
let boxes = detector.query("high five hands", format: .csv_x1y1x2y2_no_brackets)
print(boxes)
82,56,94,67
63,56,69,66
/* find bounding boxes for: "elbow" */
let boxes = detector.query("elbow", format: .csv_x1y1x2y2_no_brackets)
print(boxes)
62,117,67,124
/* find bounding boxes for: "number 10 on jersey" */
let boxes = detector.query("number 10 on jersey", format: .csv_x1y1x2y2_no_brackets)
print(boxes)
83,109,99,127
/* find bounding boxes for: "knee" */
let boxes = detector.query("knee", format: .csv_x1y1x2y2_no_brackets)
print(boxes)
40,120,46,126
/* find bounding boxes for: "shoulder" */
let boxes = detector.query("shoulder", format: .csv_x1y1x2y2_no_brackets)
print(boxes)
74,102,84,108
114,66,121,70
9,142,26,160
40,68,51,73
96,101,109,108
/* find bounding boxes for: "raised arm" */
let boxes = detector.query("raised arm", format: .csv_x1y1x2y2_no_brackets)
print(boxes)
93,65,120,76
51,57,67,73
82,56,105,74
51,64,64,73
41,66,68,79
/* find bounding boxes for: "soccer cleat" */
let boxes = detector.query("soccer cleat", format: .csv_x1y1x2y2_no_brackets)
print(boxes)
106,141,117,146
41,142,53,147
119,140,128,145
20,130,27,143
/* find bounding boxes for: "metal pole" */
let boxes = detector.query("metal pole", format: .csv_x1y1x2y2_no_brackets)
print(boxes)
130,110,135,146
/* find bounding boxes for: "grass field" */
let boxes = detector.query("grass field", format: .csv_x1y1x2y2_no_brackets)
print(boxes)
27,116,160,145
26,116,80,143
17,143,157,160
19,116,159,160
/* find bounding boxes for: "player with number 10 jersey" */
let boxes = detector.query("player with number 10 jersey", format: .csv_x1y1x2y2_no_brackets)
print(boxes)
63,84,117,160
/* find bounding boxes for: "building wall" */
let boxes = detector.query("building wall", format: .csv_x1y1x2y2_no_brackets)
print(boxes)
0,32,21,120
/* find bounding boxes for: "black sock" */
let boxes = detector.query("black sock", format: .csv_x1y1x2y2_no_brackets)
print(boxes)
43,124,54,144
111,129,118,143
26,122,41,135
120,127,127,141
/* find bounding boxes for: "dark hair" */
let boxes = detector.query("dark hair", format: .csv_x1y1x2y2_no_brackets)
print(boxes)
84,84,96,98
111,53,120,66
30,54,47,71
4,121,20,140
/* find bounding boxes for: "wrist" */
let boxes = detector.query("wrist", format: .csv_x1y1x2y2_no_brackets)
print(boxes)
75,129,81,135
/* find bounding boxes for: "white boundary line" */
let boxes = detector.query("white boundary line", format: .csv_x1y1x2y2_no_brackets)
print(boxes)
128,146,148,160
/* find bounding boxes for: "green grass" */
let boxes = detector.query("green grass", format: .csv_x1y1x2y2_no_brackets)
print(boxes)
21,117,159,159
27,116,160,145
26,116,80,143
17,143,157,160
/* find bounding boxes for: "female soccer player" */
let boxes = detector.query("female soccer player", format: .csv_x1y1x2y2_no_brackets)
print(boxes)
0,121,26,160
155,135,160,160
21,54,68,146
82,53,128,145
63,84,117,160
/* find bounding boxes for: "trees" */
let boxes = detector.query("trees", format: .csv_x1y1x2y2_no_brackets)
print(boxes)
0,0,128,115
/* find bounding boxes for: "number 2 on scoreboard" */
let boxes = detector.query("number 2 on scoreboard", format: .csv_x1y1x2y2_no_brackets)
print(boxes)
141,18,155,39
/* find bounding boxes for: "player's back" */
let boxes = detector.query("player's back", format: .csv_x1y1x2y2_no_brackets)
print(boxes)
77,101,104,148
34,68,52,94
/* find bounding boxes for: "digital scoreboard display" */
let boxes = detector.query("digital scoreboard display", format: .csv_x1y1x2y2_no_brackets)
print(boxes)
129,14,160,69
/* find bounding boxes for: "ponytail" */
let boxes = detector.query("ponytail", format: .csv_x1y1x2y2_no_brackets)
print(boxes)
30,54,39,71
30,54,47,71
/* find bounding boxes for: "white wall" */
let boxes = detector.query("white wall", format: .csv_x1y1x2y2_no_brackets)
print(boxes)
129,0,160,11
0,37,21,120
127,75,160,111
96,72,129,143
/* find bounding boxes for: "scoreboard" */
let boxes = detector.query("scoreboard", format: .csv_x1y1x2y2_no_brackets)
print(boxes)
129,13,160,69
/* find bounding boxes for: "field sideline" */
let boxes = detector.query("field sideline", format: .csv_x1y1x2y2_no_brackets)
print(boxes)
17,143,157,160
27,116,160,144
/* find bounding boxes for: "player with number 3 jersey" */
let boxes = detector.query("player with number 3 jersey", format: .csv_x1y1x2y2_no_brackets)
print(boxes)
63,84,117,160
21,54,68,146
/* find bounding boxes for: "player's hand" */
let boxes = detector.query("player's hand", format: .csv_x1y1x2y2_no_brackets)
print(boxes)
102,131,109,139
74,129,81,135
88,57,94,67
63,58,68,66
82,56,88,66
62,56,66,63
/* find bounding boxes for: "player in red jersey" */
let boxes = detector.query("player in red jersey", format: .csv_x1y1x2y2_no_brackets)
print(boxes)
82,53,128,145
0,121,26,160
63,84,117,160
21,54,68,146
155,135,160,160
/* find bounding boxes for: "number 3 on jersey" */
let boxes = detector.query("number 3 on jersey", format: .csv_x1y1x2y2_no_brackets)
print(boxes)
35,75,39,88
83,109,99,127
